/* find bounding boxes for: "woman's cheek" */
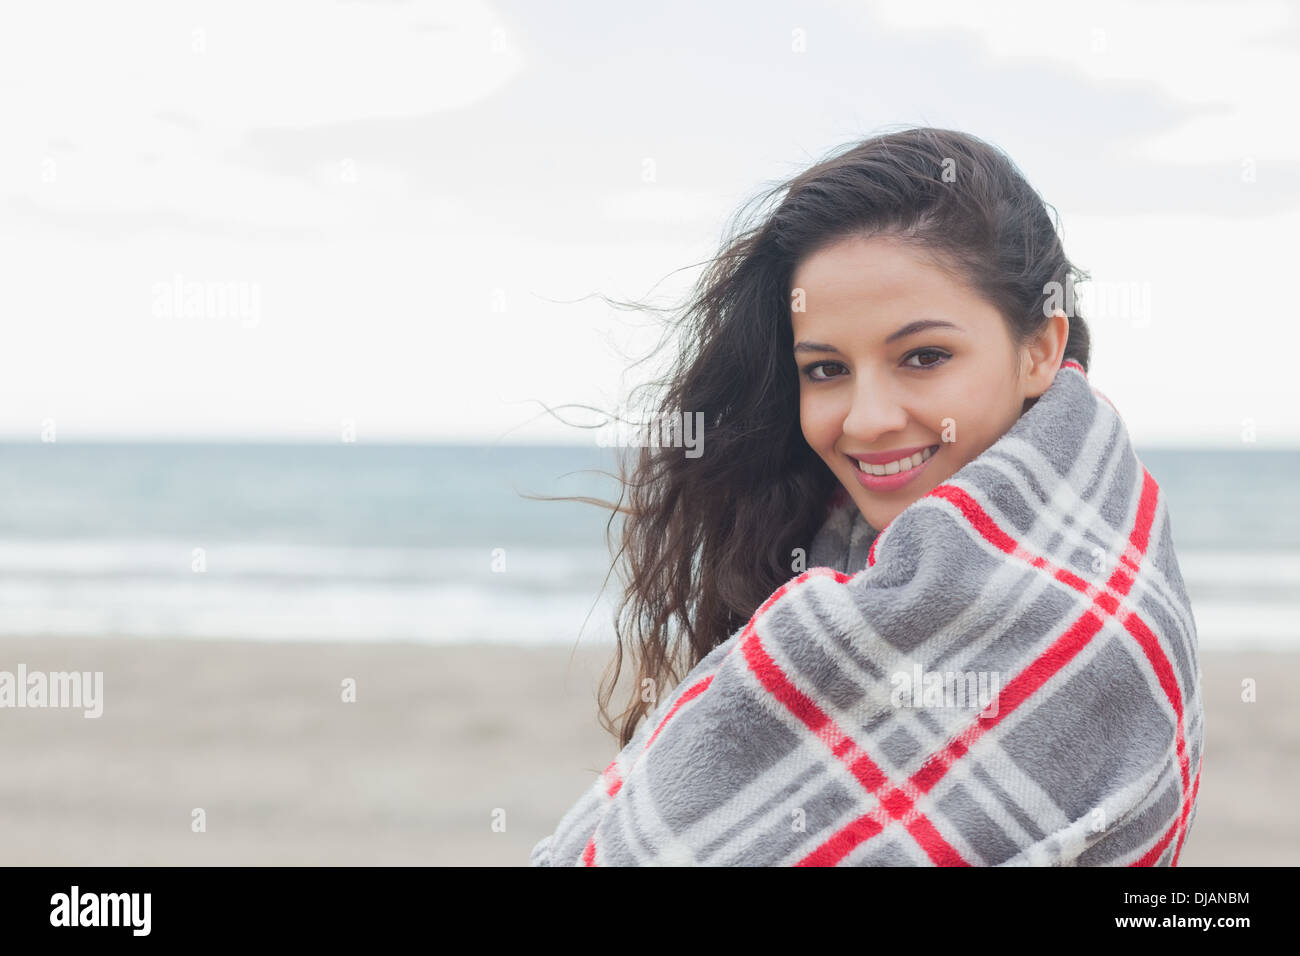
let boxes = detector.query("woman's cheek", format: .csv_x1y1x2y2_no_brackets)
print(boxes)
801,399,834,448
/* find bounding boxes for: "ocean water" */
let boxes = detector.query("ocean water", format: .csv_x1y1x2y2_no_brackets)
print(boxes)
0,443,1295,650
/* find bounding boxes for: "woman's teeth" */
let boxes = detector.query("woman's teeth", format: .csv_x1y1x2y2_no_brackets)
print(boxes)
856,445,937,476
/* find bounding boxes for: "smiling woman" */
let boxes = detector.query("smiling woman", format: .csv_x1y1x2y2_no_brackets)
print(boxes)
529,126,1201,867
792,235,1070,532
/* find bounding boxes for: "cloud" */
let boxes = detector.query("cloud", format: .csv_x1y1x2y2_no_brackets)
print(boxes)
0,0,523,236
862,0,1300,162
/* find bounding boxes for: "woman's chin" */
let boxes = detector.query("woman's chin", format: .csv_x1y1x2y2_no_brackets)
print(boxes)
842,478,946,531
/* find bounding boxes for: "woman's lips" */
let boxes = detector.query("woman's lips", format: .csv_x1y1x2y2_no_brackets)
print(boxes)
848,444,940,492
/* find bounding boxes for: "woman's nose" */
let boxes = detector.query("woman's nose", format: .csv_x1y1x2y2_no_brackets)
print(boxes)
841,377,908,442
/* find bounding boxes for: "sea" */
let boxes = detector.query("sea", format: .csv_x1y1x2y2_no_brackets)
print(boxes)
0,443,1295,651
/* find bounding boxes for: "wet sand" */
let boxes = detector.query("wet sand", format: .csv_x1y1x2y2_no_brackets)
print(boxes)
0,637,1291,865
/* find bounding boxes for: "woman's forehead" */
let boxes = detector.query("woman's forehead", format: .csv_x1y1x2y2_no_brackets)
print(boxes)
792,237,970,305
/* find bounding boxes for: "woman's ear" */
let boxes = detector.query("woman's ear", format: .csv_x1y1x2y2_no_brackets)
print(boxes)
1024,310,1070,398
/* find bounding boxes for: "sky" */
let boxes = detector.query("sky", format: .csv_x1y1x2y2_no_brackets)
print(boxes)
2,0,1298,447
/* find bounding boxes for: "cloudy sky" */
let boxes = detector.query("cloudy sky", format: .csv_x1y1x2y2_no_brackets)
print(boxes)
2,0,1297,446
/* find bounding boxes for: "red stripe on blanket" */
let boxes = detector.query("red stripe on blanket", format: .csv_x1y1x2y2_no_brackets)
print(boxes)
802,468,1188,865
1111,474,1195,865
1171,755,1202,866
583,673,715,865
907,608,1106,796
598,673,719,802
741,620,970,866
582,569,855,865
645,675,715,750
798,813,884,865
1135,750,1202,867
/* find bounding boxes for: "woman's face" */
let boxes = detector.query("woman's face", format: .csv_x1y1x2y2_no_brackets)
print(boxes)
791,235,1068,532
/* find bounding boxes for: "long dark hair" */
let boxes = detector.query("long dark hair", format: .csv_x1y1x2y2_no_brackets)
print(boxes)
534,126,1092,749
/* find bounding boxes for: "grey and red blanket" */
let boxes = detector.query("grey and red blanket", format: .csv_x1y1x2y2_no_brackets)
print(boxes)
531,359,1203,866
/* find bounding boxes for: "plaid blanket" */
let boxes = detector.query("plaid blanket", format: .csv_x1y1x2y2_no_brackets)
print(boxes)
531,359,1204,866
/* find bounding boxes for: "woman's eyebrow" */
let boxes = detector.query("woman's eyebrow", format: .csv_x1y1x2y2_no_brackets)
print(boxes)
793,340,842,355
885,318,963,343
793,318,964,354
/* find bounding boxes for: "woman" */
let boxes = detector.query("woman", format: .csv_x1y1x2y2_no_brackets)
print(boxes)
531,127,1203,866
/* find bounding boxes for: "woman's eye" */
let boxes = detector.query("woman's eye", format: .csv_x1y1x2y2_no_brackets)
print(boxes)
803,361,844,382
905,348,950,369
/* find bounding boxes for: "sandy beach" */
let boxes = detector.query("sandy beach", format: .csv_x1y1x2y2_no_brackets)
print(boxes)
0,636,1293,866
